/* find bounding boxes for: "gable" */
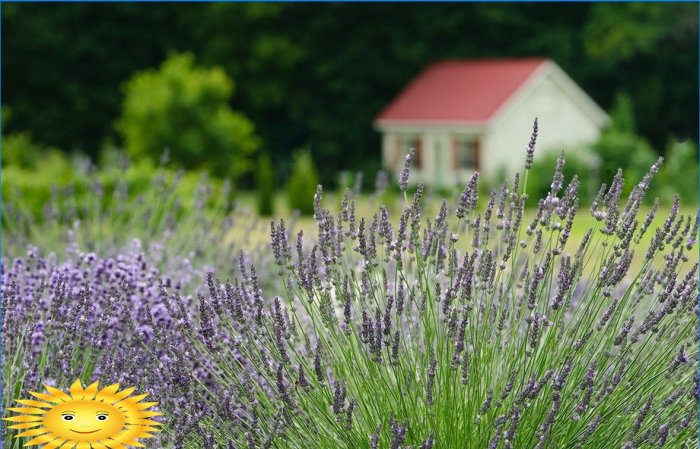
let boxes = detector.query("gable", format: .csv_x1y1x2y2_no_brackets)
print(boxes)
487,60,610,131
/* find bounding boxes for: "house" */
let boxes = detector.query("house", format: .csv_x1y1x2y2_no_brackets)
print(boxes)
374,58,609,187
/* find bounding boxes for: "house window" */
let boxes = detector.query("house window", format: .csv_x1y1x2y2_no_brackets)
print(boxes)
396,135,422,170
453,136,480,171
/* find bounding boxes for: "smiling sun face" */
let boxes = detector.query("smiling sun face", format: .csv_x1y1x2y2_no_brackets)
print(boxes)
3,379,162,448
43,400,126,442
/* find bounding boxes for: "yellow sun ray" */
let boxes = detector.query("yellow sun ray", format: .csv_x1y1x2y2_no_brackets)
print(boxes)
132,402,159,411
26,433,59,445
133,411,162,418
102,440,128,449
29,392,64,404
4,379,162,448
82,381,99,400
111,387,135,402
122,393,148,403
127,419,162,426
44,386,72,402
69,380,86,400
7,407,47,415
4,415,43,422
94,384,120,402
125,425,160,433
8,422,44,429
16,427,49,437
42,438,67,449
17,399,53,408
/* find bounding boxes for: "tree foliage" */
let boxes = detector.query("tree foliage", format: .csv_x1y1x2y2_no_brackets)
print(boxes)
1,3,201,155
116,53,260,182
2,3,697,185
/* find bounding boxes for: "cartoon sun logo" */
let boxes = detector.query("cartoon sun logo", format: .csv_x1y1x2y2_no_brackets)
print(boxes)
3,379,162,448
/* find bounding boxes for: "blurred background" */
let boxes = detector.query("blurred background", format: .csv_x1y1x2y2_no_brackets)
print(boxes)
2,2,698,220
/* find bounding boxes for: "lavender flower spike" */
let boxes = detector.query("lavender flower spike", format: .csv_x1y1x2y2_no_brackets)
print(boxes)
524,117,538,170
399,148,416,192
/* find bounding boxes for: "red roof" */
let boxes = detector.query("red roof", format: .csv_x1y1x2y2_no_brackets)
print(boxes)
375,58,547,125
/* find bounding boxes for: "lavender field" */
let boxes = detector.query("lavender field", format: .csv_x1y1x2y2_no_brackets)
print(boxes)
3,131,698,448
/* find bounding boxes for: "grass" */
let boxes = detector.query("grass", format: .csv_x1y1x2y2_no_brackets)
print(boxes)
230,191,698,272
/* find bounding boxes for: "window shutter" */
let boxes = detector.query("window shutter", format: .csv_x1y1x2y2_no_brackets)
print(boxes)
452,136,459,170
473,138,481,172
414,137,422,170
394,135,401,171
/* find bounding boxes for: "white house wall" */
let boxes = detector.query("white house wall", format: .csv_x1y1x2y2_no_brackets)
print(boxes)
382,129,478,188
481,72,603,180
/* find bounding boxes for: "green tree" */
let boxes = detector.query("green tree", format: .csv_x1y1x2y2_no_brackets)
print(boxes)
592,93,657,195
286,148,319,216
116,52,260,182
256,152,275,216
1,3,204,156
3,3,697,179
583,3,698,148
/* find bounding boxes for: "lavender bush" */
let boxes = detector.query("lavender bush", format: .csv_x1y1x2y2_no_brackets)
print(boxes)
3,126,698,448
2,160,278,447
182,127,698,447
1,242,224,447
3,160,276,283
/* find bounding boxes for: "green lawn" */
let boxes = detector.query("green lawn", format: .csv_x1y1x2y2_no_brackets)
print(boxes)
229,191,698,272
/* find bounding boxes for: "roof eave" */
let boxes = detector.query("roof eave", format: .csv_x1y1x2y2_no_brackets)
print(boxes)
374,119,489,133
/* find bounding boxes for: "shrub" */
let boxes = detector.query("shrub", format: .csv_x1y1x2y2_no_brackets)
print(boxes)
525,149,597,206
1,135,77,226
256,152,275,216
2,107,68,173
2,157,247,275
116,52,260,182
592,93,658,197
3,127,697,449
180,132,697,448
592,130,657,196
286,147,319,215
656,140,699,204
1,245,215,449
2,132,43,169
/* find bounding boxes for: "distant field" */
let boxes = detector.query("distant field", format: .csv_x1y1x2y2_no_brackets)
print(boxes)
228,191,698,272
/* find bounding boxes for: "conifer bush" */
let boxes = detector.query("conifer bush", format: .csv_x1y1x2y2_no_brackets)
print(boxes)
286,148,320,216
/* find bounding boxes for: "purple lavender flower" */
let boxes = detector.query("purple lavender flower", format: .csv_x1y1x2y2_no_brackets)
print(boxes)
370,422,382,449
524,118,539,170
551,150,565,195
399,148,415,192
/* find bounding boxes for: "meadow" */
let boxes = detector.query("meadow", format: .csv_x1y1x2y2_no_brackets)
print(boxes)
231,191,698,274
2,139,698,448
